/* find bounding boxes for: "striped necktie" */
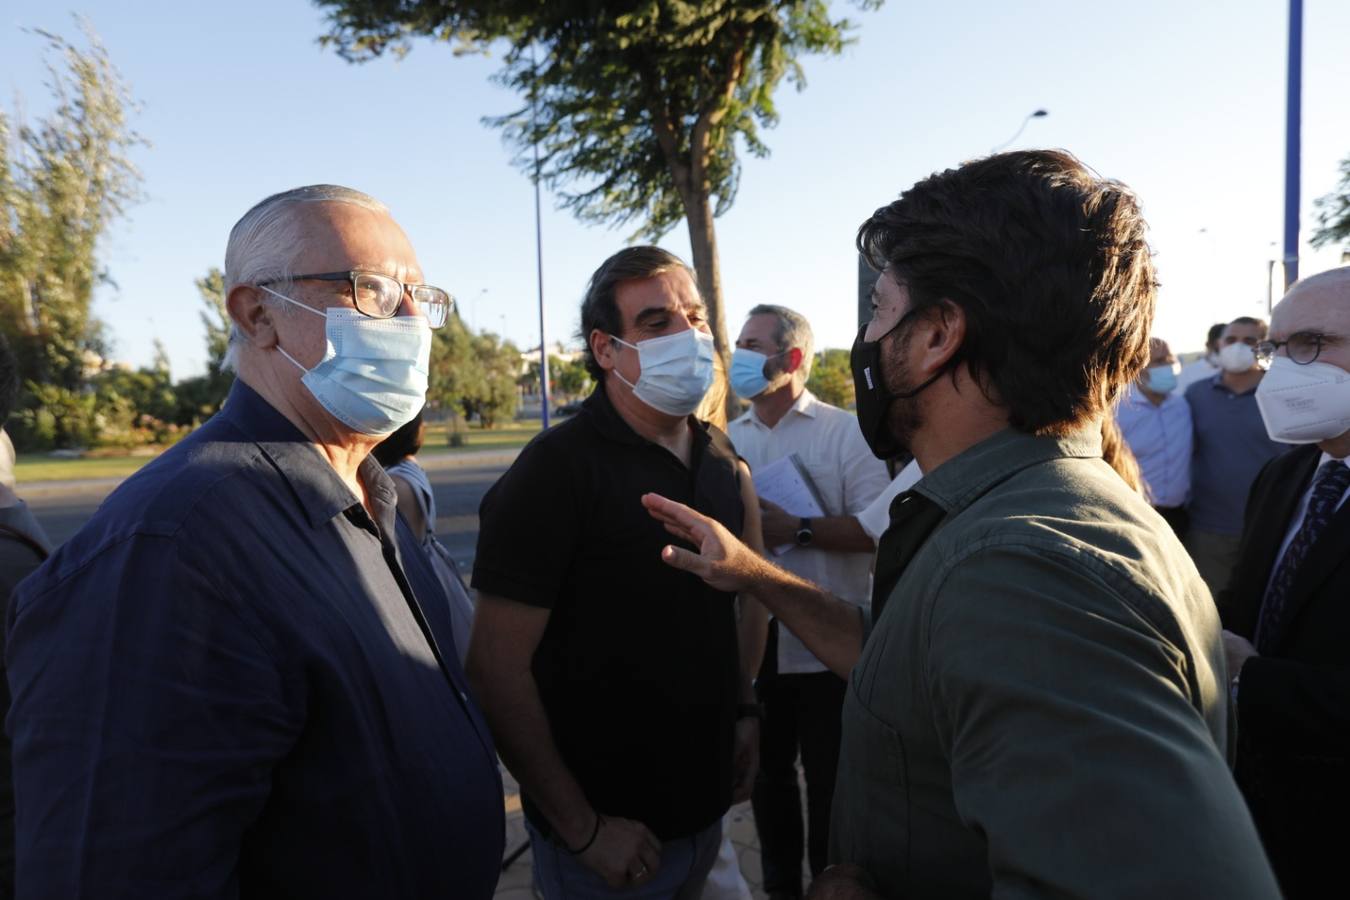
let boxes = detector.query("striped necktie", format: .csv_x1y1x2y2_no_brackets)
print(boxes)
1255,460,1350,653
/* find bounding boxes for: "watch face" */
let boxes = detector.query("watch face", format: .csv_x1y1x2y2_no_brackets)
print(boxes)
795,528,812,546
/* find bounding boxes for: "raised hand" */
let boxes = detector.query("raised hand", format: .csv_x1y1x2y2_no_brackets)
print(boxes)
641,493,768,594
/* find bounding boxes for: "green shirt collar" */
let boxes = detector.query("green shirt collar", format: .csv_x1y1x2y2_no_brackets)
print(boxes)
915,425,1105,515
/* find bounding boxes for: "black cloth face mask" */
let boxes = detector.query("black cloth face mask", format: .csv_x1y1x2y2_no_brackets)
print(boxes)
850,312,945,460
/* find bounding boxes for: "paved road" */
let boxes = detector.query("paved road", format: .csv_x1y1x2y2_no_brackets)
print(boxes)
23,453,515,575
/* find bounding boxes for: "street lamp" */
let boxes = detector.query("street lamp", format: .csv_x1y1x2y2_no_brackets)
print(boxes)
991,109,1048,154
472,288,487,332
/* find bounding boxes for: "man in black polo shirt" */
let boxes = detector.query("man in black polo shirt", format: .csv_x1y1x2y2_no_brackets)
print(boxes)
470,246,761,899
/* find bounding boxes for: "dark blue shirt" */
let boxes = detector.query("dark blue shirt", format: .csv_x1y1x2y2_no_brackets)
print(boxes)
1185,374,1286,535
6,381,503,899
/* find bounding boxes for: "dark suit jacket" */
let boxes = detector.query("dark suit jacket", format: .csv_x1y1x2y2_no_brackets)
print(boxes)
1217,444,1350,899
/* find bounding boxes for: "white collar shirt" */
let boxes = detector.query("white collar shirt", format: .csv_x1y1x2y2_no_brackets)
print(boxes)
1115,384,1193,508
728,389,891,674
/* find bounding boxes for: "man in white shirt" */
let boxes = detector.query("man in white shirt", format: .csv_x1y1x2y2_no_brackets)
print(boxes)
1116,337,1193,533
726,305,890,900
1217,266,1350,899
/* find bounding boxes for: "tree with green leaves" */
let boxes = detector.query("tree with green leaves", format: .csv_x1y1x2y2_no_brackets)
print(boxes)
315,0,881,382
806,346,854,409
0,21,144,448
1312,153,1350,251
172,267,236,424
427,315,522,427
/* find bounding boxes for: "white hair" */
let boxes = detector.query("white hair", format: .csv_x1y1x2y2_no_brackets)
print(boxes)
220,184,389,371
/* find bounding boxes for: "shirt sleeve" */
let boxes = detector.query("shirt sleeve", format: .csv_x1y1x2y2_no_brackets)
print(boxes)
6,534,301,899
472,436,581,608
837,418,893,516
926,544,1279,899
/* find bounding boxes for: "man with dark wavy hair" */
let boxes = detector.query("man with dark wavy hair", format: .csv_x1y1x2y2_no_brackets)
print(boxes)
643,151,1279,898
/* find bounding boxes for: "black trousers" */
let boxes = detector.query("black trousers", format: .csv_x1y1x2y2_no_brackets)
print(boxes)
752,628,847,897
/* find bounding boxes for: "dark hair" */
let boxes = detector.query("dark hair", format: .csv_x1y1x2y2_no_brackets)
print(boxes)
1227,316,1268,339
577,245,698,380
372,409,425,467
857,149,1157,436
0,331,18,426
1205,322,1226,347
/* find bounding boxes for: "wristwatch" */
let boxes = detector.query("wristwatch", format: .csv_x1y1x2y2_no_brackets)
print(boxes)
736,703,764,721
795,517,814,547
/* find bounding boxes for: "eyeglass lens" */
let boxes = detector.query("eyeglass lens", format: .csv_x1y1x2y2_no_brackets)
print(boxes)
353,273,450,327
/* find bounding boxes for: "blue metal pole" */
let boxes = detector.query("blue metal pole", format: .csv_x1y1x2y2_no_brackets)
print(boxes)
1283,0,1303,289
532,46,550,431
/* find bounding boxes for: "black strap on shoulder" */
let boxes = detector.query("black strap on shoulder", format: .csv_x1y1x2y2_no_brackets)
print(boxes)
0,522,49,562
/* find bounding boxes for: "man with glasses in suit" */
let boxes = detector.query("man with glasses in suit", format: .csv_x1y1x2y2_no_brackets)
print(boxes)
1219,266,1350,900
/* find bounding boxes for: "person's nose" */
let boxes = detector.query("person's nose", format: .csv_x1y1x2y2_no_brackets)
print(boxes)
398,285,420,319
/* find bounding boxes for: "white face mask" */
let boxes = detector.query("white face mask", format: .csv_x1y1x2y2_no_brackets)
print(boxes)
609,327,715,416
1218,342,1257,373
1255,357,1350,444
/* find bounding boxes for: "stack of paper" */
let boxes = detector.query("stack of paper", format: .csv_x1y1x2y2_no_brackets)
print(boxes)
751,453,826,556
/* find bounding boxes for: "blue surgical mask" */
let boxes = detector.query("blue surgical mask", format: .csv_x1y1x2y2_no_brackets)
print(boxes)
730,347,787,399
610,327,715,416
1144,363,1179,395
262,286,431,436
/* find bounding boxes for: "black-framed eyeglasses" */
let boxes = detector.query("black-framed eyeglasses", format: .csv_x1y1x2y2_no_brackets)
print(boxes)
1256,331,1332,368
256,270,452,329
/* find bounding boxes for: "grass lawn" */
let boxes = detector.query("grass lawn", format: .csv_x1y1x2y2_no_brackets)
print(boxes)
421,419,544,455
14,419,546,483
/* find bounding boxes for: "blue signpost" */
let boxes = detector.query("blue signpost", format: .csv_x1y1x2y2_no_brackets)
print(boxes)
1283,0,1303,289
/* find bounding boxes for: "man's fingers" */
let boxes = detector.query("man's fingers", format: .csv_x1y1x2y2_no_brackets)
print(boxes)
642,492,708,530
660,544,705,574
661,522,697,544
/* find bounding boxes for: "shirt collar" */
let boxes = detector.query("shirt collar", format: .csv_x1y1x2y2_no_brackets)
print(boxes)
219,380,398,530
580,383,715,452
736,388,819,430
915,425,1104,515
1206,373,1258,397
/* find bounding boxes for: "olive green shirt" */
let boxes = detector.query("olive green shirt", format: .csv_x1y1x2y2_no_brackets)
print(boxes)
831,427,1278,898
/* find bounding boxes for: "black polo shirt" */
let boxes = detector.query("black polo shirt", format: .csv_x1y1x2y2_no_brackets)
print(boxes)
474,385,745,840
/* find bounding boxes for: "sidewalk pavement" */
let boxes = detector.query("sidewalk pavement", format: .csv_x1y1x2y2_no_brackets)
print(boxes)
495,769,769,900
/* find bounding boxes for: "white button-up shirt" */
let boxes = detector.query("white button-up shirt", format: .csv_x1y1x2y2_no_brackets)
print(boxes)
1115,384,1193,508
729,390,891,674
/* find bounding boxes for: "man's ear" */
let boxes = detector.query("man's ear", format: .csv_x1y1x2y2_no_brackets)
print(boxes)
227,284,278,351
783,347,805,375
589,328,618,373
914,300,966,377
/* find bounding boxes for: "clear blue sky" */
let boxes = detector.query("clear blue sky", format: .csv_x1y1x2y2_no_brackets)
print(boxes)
4,0,1349,378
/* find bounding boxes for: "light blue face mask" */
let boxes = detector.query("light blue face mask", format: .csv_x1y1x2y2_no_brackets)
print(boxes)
261,286,432,436
609,327,715,416
729,346,788,399
1144,363,1179,395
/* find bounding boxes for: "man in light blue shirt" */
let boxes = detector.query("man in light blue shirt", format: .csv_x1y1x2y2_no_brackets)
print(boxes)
1116,337,1192,534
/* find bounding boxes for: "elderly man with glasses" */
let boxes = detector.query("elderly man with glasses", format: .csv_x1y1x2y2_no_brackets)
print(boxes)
1217,266,1350,899
6,185,504,899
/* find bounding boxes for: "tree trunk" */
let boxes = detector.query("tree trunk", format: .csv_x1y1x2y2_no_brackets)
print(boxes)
683,189,736,422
